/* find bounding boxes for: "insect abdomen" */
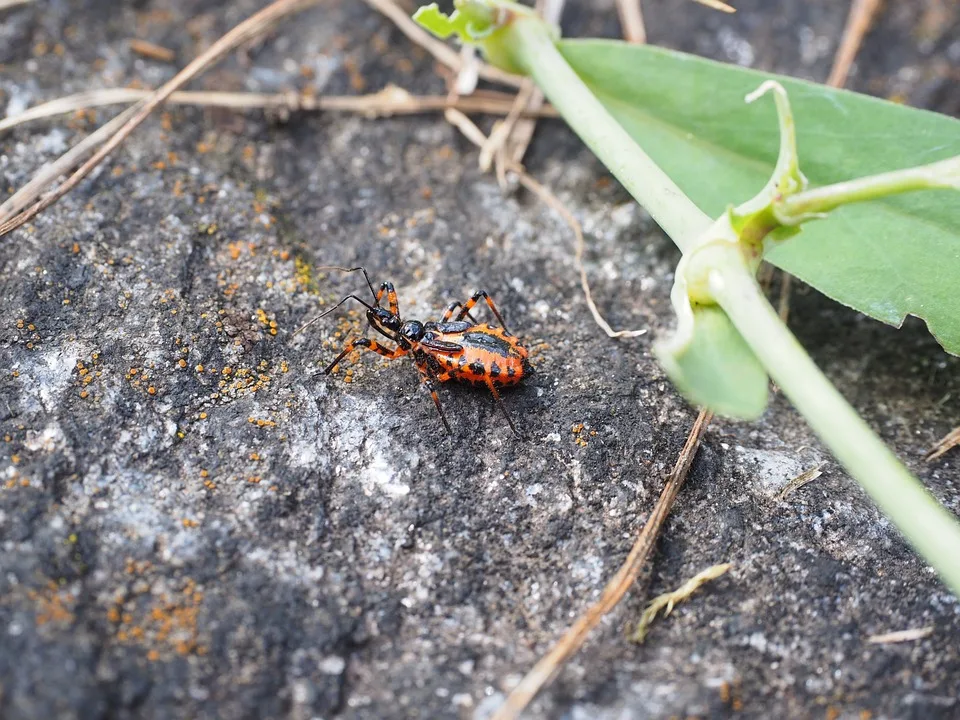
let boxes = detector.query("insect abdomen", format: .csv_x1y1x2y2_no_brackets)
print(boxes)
433,324,530,388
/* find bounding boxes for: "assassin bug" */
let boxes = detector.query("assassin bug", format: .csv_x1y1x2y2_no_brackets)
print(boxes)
294,266,531,436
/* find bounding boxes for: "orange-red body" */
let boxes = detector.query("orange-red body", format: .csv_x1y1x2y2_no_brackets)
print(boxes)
422,323,530,389
302,266,530,435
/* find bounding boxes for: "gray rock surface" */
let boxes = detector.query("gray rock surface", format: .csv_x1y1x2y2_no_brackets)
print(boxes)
1,1,959,718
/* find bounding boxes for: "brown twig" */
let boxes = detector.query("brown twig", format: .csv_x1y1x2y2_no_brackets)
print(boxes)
777,273,793,322
359,0,523,88
128,39,176,63
775,0,882,320
514,172,648,339
492,0,562,186
926,426,960,462
443,109,647,339
616,0,647,44
491,409,714,720
0,86,557,135
827,0,884,88
0,0,320,239
0,107,137,224
692,0,736,11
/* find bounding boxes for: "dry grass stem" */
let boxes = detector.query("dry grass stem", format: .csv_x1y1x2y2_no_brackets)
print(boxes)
0,86,557,136
491,410,714,720
0,107,137,224
926,426,960,462
0,0,320,239
777,273,793,322
828,0,883,88
630,563,732,644
514,173,648,339
616,0,647,44
772,0,881,316
776,464,824,501
693,0,736,11
442,104,647,339
867,627,934,645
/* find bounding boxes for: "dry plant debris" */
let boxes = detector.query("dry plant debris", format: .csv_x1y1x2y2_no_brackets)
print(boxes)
630,562,732,644
867,626,934,645
491,410,714,720
926,426,960,462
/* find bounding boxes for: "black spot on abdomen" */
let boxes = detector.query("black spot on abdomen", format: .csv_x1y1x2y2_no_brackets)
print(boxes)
468,360,486,376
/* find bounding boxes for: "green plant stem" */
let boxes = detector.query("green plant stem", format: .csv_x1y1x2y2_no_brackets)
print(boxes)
451,4,960,594
710,249,960,595
780,155,960,218
506,18,711,252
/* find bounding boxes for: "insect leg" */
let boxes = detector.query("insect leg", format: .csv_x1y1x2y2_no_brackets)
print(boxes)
376,282,400,316
415,359,452,434
456,290,510,334
441,301,478,324
485,378,522,438
323,338,407,374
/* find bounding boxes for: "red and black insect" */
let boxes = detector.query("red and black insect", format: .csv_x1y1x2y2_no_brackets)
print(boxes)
295,266,532,436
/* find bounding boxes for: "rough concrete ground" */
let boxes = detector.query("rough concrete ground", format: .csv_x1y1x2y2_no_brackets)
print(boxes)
1,1,959,718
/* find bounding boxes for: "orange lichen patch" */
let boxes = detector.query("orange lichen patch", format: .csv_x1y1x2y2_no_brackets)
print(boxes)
224,243,243,262
112,578,206,660
248,417,277,428
249,452,261,461
29,581,76,626
181,518,199,528
195,364,204,373
248,476,261,484
198,412,208,420
147,386,157,396
571,423,591,448
342,56,367,91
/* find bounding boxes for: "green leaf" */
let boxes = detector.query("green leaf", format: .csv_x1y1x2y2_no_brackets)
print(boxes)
656,305,769,420
412,4,475,42
558,39,960,355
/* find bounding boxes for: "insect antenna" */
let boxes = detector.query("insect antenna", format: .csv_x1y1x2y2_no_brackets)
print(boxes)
315,265,378,305
291,294,376,337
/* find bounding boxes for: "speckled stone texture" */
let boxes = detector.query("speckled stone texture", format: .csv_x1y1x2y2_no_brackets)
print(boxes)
1,1,959,719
